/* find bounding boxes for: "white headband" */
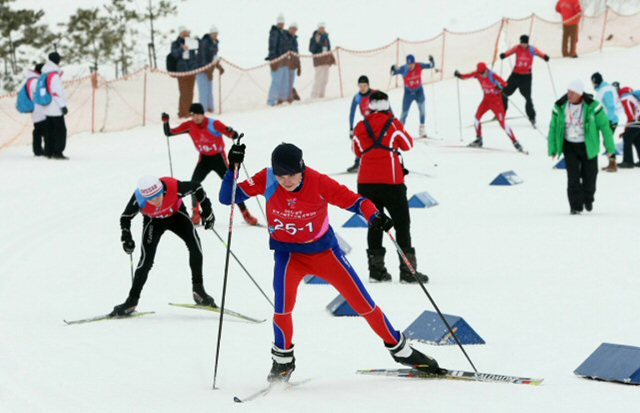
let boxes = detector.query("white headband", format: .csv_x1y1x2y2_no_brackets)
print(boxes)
370,99,390,112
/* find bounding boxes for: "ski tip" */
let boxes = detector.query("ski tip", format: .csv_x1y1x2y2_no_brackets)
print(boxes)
233,396,243,403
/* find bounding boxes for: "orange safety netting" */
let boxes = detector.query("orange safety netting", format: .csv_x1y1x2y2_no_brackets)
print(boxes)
2,7,639,149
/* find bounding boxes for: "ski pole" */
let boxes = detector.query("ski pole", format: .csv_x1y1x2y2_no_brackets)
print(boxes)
385,230,478,373
546,61,558,100
165,136,174,177
210,227,274,308
241,163,267,223
212,137,243,390
129,254,134,284
430,68,439,135
456,77,463,142
505,96,548,140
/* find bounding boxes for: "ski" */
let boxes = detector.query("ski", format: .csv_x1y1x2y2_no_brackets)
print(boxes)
63,311,155,325
233,379,311,403
357,368,543,385
440,144,529,155
168,303,266,323
415,135,444,141
466,115,524,127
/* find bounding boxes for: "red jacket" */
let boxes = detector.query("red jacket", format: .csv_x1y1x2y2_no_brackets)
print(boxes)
353,111,413,185
504,45,547,75
459,70,507,99
556,0,582,25
169,117,233,156
618,87,640,123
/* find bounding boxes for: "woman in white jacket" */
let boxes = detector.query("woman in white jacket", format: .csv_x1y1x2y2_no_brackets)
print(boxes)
41,52,68,159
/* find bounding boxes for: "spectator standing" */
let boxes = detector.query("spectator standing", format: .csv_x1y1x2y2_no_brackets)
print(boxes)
266,14,289,106
548,80,616,215
282,22,300,103
41,52,68,160
197,25,224,113
23,63,46,156
555,0,582,58
171,26,199,118
309,22,335,99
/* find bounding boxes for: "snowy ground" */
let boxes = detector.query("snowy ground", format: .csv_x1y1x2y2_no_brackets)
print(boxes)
2,27,640,413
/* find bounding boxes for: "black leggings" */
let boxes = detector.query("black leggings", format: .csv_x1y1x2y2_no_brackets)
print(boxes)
32,120,46,156
357,183,412,250
502,73,536,122
44,115,67,157
129,206,204,299
191,153,247,211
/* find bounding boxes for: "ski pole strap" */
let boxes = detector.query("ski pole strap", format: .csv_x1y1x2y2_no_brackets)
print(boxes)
361,117,397,156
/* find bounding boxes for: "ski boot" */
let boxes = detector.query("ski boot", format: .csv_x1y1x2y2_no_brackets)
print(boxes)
346,161,360,173
467,137,483,148
399,248,429,284
191,205,202,226
241,208,259,226
192,283,217,307
387,334,444,374
513,140,525,153
267,345,296,382
367,248,392,283
418,124,427,138
111,296,139,317
585,201,593,212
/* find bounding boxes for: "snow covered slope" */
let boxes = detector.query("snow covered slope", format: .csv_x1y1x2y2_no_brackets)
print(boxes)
2,17,640,413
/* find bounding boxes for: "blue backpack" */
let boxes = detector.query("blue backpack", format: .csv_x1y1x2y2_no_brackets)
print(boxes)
33,72,56,106
15,79,36,113
632,89,640,102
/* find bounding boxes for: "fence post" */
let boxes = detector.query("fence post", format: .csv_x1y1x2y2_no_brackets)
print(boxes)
599,6,609,52
395,38,400,88
336,47,344,98
142,68,148,127
90,71,98,134
440,31,446,82
491,18,506,67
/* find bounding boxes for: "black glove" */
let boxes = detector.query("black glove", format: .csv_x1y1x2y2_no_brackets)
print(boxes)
121,229,135,254
226,126,240,140
161,112,169,122
227,143,246,170
428,55,435,66
61,107,68,115
390,64,396,74
201,201,215,229
370,212,394,231
543,54,550,62
454,70,461,78
499,53,506,60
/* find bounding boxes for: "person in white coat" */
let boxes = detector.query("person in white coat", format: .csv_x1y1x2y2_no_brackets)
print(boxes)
41,52,68,159
24,63,47,156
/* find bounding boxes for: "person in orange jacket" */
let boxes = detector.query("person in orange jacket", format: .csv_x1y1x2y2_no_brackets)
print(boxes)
555,0,582,58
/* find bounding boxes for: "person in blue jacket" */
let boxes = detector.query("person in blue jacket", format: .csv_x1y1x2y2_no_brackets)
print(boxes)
391,54,435,138
591,72,621,132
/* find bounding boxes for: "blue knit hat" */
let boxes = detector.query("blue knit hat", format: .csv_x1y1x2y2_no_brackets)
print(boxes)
406,54,416,64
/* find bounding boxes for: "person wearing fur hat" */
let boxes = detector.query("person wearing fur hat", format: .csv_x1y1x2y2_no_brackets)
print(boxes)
352,90,429,284
390,53,436,138
113,176,217,316
219,141,443,383
455,62,525,153
548,79,616,214
499,35,550,127
197,25,224,113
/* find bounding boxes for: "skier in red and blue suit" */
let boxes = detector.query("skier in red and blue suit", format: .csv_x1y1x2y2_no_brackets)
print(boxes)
347,75,376,173
162,103,259,226
390,54,435,137
219,142,442,382
499,34,549,126
455,62,525,153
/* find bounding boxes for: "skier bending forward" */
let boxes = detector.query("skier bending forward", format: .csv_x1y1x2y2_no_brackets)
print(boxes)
219,142,442,382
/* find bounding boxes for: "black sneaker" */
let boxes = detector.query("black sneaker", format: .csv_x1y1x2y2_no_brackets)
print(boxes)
111,297,139,317
268,345,296,382
467,137,483,148
192,284,217,307
387,334,444,374
570,209,582,215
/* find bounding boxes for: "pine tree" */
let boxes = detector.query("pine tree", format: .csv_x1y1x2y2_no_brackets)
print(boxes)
104,0,140,77
141,0,179,68
60,8,118,72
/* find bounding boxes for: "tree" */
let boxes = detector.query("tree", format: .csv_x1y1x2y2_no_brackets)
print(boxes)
104,0,140,77
141,0,179,68
60,8,118,72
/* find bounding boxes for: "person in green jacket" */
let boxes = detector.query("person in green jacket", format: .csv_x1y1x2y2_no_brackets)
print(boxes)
548,79,616,215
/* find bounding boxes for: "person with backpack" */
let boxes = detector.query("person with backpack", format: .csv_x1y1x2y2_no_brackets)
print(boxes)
170,26,199,118
16,62,47,156
352,91,429,284
454,62,526,153
499,35,550,127
37,52,68,160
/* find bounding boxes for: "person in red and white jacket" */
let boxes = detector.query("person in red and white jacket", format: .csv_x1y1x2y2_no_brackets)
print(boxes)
614,82,640,168
352,90,428,284
499,35,549,126
556,0,582,57
162,103,259,226
455,62,525,152
219,142,442,383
